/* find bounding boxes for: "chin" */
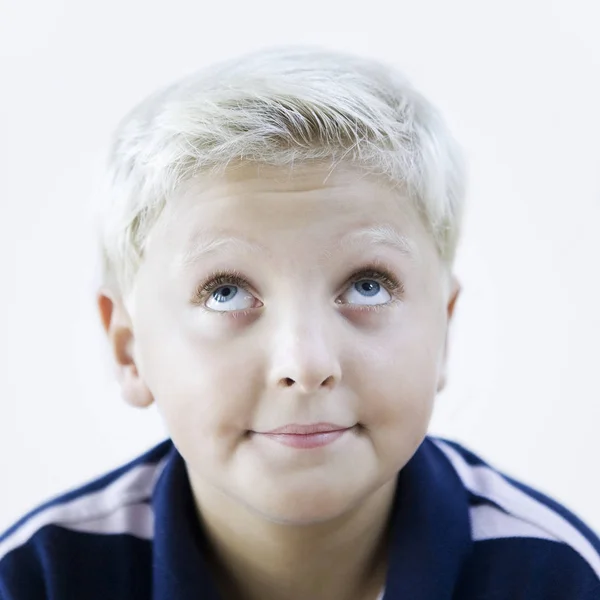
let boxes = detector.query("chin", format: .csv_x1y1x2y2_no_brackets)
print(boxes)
240,482,366,525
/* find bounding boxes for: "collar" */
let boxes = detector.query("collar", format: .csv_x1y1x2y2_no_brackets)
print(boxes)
383,438,472,598
151,438,472,600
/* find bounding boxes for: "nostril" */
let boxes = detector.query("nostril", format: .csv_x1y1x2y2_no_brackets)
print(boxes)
277,375,337,390
321,375,335,388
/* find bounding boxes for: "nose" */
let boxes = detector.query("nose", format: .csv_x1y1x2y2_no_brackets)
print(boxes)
268,317,342,393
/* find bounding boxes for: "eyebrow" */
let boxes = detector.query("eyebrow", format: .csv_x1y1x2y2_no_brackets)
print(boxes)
176,231,266,269
327,225,416,259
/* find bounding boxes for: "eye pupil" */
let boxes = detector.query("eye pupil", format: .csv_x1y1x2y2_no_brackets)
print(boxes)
355,280,380,297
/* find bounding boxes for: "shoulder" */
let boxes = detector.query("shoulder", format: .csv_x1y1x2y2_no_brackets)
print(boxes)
0,440,172,599
429,437,600,598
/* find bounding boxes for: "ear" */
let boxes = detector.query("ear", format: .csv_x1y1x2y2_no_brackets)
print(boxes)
97,287,154,409
436,275,461,393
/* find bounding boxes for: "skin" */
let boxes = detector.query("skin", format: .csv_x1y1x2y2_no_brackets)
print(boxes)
98,162,460,600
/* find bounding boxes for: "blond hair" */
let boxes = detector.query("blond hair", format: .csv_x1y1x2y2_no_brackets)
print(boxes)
98,46,467,296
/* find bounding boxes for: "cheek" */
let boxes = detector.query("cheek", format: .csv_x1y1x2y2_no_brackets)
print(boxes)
352,315,443,436
356,357,437,469
134,314,261,459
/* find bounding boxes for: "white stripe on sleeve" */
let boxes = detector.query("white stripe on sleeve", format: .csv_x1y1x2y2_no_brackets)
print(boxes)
0,457,168,562
433,439,600,580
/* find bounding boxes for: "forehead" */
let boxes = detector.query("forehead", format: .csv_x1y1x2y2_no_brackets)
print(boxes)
151,163,436,265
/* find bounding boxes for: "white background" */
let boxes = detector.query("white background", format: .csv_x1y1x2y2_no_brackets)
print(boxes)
0,0,599,533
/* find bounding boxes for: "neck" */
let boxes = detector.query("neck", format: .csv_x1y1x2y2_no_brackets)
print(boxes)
190,478,396,600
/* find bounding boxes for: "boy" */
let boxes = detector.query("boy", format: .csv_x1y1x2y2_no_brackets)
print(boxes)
1,46,599,600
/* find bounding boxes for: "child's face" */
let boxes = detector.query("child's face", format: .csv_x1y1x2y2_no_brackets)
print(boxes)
118,163,459,524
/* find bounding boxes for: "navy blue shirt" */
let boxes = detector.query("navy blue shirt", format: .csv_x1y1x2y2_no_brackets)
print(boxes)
1,437,599,599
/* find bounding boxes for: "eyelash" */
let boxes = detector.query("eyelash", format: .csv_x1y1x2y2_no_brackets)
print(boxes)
193,266,405,306
194,270,254,304
346,267,403,296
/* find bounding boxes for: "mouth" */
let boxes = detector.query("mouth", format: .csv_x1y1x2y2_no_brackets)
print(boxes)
251,423,356,449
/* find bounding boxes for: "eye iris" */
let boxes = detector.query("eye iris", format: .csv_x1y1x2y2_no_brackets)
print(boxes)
213,285,238,303
355,280,380,297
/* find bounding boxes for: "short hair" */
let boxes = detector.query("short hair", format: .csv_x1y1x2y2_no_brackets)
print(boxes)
97,46,467,297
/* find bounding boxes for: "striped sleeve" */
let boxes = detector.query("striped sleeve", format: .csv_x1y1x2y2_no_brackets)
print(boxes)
433,438,600,597
0,446,170,599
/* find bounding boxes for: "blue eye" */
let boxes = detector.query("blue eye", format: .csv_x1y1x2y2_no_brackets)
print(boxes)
212,285,238,303
204,283,258,312
354,280,380,297
339,276,394,306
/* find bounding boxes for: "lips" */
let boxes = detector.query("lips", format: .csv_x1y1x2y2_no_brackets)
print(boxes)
262,423,350,435
253,423,355,449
